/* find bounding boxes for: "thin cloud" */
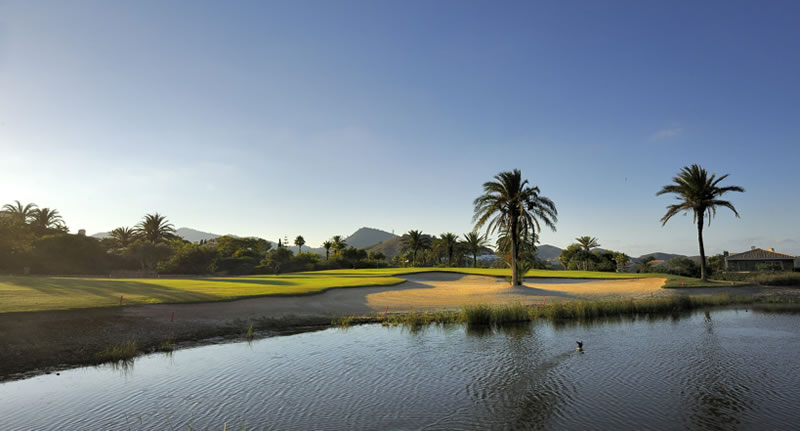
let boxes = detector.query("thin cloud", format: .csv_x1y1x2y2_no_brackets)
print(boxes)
650,127,683,140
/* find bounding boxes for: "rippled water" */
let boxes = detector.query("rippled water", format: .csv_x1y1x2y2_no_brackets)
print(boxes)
2,308,800,430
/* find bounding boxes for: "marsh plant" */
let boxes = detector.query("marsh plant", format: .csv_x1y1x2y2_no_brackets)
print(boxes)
96,339,138,364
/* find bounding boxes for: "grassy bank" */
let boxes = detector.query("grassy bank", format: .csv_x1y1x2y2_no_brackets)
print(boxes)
345,294,800,329
0,267,737,313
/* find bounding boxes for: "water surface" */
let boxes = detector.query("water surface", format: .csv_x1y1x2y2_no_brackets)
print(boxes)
2,308,799,430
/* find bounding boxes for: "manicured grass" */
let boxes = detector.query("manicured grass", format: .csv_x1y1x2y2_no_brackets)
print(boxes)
0,267,736,314
0,271,406,313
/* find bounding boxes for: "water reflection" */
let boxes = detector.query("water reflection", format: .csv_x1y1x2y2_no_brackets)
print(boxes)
685,309,754,430
2,309,800,430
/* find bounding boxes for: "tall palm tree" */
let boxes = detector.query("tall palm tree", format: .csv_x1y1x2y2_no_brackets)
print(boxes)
657,164,744,280
462,231,490,268
439,232,459,266
401,229,431,267
294,235,305,253
331,235,347,255
111,227,136,248
2,200,38,224
474,169,557,285
30,208,65,232
575,236,600,271
134,213,176,243
322,240,333,260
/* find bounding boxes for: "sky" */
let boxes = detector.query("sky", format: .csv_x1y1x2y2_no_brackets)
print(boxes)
1,0,799,257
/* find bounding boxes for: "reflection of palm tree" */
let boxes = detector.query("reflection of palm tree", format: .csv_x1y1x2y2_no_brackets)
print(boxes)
134,213,176,243
657,164,744,280
2,200,38,224
473,169,557,285
463,231,489,268
402,230,431,267
30,208,65,232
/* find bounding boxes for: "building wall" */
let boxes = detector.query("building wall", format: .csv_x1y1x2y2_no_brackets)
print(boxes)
726,259,794,272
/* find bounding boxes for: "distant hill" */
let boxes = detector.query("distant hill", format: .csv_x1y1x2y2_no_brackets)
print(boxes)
174,227,224,242
537,244,563,261
345,227,398,249
367,236,405,259
92,227,236,243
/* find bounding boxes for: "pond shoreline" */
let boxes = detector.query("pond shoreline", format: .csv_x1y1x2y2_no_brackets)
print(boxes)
2,274,798,383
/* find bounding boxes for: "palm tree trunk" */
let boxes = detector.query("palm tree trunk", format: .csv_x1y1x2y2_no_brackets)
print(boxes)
511,218,519,285
473,252,477,268
325,250,329,260
697,212,706,281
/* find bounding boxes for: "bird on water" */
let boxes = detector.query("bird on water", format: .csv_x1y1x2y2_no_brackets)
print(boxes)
576,341,584,352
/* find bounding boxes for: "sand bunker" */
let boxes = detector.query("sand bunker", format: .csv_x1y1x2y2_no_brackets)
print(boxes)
366,273,667,312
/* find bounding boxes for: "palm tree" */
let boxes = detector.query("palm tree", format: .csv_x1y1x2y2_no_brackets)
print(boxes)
439,232,459,266
575,236,600,271
657,164,744,280
322,240,333,260
294,235,306,253
111,227,136,248
331,235,347,255
613,252,630,273
2,200,38,224
134,213,176,243
474,169,557,285
462,231,489,268
30,208,65,232
401,229,431,267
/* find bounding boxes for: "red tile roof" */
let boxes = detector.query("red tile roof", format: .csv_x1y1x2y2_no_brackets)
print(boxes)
726,248,795,261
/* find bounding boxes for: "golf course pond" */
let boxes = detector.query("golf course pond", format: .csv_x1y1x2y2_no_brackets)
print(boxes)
2,307,799,430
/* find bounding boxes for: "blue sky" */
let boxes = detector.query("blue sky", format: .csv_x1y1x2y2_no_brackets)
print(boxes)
1,0,799,256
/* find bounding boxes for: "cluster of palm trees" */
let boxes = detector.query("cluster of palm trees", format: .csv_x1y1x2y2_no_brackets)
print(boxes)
1,201,67,233
470,164,743,284
110,213,176,247
4,164,742,282
320,235,348,260
399,229,491,268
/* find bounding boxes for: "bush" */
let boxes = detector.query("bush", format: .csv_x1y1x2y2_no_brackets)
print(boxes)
663,257,700,278
31,233,111,275
158,243,218,274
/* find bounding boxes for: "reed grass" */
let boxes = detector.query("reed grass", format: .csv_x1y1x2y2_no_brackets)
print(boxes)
362,295,800,330
157,337,176,352
332,315,355,328
96,339,138,363
750,273,800,286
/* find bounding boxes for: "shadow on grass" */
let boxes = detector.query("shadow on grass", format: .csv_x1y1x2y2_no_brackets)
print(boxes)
0,277,219,303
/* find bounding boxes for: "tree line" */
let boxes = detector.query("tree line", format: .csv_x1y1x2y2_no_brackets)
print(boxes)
1,163,744,280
